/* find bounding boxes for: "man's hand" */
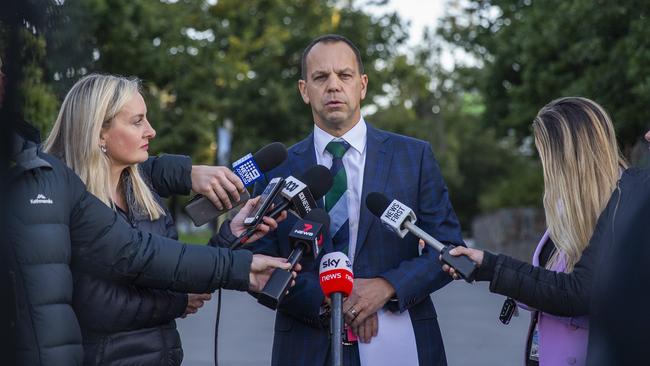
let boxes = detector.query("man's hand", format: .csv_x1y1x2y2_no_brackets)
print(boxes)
191,165,245,210
181,293,212,318
352,312,378,343
230,198,288,243
249,254,302,292
343,278,395,328
437,241,484,280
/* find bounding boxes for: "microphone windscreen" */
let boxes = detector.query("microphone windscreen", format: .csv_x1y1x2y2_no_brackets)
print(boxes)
300,165,333,200
304,208,330,230
366,192,391,217
319,252,353,297
253,142,288,172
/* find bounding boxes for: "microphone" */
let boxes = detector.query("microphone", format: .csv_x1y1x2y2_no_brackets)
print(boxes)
365,192,477,282
319,252,353,366
184,142,288,226
270,164,333,219
229,165,333,249
257,209,330,310
231,142,288,187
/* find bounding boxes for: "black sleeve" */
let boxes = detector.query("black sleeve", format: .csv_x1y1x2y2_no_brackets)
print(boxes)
67,168,252,293
476,191,616,317
138,154,193,198
208,219,238,248
74,273,188,332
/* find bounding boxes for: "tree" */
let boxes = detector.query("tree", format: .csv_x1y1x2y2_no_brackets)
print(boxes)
439,0,650,154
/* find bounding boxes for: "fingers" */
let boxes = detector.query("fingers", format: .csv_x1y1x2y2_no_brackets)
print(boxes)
261,216,279,231
203,189,223,210
211,180,232,209
357,323,367,343
252,254,291,272
219,170,243,202
275,210,288,223
241,196,261,213
226,169,245,193
354,314,378,343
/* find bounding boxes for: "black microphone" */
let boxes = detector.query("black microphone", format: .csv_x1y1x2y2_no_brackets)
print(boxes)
257,208,330,310
184,142,288,226
366,192,477,282
269,164,333,219
229,165,333,249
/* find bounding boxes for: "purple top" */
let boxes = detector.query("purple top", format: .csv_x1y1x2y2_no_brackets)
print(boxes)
524,230,589,366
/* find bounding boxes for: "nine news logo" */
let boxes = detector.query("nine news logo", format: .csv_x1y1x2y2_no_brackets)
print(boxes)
232,153,261,186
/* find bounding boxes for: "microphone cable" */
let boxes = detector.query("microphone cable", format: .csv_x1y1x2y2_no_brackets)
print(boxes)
214,288,222,366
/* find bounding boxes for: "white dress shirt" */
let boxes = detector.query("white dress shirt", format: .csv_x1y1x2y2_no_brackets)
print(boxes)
313,117,367,263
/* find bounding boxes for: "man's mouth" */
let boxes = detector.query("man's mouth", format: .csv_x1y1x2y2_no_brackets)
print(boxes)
326,100,344,107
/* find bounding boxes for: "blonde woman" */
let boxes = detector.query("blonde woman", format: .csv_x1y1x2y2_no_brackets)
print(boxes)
44,74,284,366
443,97,627,366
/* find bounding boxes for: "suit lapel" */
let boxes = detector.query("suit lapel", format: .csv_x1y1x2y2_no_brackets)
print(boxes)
355,124,392,258
288,133,334,254
288,132,318,183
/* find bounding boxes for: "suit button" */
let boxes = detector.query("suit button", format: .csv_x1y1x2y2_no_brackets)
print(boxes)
567,357,576,365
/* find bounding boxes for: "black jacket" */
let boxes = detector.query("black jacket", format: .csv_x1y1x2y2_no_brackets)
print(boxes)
585,167,650,366
475,185,616,316
74,167,191,366
7,123,252,366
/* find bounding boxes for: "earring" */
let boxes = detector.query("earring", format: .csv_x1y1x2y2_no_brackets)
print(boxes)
100,144,107,153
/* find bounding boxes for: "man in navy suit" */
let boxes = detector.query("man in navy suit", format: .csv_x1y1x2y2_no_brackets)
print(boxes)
252,34,464,366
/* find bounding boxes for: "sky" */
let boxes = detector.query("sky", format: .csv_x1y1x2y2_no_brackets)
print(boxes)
365,0,462,69
368,0,446,46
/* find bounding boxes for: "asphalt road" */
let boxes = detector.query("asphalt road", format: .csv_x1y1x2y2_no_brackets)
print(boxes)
177,281,530,366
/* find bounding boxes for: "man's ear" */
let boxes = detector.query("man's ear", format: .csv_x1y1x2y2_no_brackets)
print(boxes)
360,74,368,101
298,80,310,105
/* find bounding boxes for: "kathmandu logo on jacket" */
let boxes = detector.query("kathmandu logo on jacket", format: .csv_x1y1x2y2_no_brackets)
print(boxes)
30,193,53,205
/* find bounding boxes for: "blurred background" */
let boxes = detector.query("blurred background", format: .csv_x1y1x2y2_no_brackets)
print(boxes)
2,0,649,364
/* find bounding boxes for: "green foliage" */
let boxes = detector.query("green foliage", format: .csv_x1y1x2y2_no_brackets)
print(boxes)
15,28,59,134
439,0,650,152
44,0,410,162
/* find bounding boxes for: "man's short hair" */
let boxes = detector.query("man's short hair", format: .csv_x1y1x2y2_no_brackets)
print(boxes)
300,34,364,80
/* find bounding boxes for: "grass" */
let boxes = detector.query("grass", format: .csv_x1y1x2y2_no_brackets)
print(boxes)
179,231,212,245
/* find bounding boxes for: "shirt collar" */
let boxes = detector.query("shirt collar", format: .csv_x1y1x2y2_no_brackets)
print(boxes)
313,116,367,156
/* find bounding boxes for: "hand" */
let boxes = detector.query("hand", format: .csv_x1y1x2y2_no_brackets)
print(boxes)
182,293,212,318
191,165,245,210
353,312,378,343
230,198,288,243
248,254,302,292
437,242,484,280
343,278,395,327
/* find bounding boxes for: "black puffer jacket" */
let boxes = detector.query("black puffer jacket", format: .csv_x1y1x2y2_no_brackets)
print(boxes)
7,123,252,366
75,171,189,366
475,186,612,316
586,167,650,366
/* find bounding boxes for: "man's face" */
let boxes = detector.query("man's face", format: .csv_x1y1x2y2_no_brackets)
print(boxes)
298,42,368,133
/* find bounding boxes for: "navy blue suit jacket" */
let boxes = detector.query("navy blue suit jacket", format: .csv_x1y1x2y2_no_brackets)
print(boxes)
252,124,464,366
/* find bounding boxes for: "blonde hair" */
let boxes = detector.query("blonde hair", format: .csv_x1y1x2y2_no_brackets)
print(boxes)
44,74,164,220
533,97,627,272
